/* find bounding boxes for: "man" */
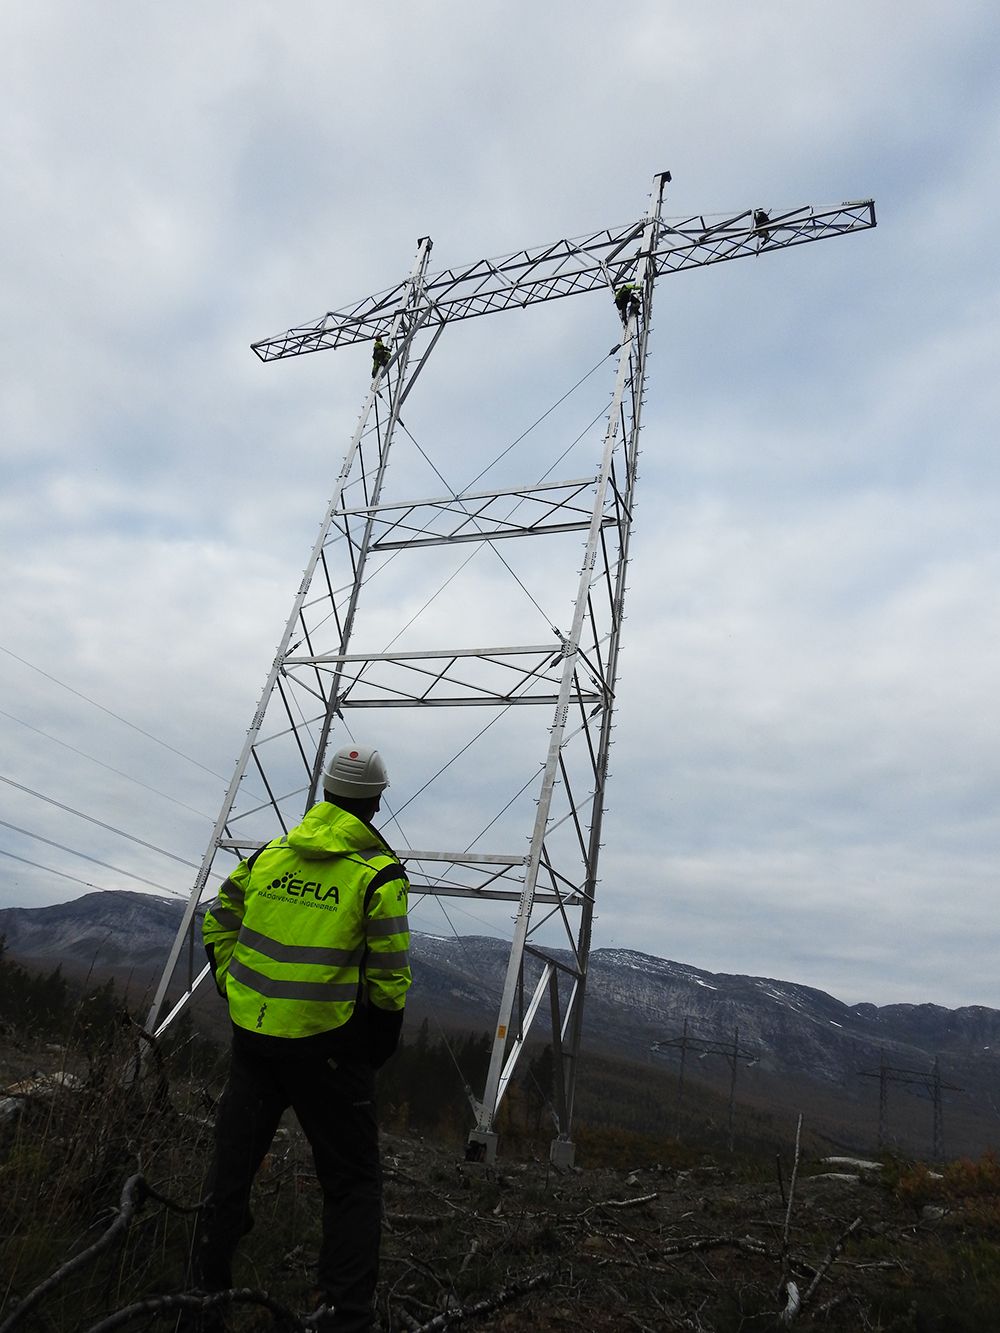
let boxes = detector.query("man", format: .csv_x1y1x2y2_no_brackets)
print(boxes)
371,335,391,379
753,208,772,247
191,744,410,1333
614,282,641,324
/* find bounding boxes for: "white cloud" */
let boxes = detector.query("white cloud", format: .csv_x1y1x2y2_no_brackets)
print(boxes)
2,0,999,1015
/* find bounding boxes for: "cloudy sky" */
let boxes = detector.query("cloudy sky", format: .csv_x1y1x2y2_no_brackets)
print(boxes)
2,2,999,1013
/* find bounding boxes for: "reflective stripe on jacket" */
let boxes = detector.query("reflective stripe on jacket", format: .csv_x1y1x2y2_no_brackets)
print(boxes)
202,801,410,1040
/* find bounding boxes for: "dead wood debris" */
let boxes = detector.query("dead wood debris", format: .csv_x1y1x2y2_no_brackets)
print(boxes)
0,1110,941,1333
406,1269,555,1331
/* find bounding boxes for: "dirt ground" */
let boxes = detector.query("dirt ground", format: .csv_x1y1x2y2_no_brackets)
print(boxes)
1,1031,990,1333
370,1131,967,1333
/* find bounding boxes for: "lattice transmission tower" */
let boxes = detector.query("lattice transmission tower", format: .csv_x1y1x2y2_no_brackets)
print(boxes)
148,172,875,1166
859,1052,962,1160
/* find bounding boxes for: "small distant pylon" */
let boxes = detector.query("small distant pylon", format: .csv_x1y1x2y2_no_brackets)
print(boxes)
859,1051,962,1161
653,1021,758,1152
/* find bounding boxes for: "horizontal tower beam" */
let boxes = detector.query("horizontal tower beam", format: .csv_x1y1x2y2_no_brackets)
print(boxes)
251,199,876,361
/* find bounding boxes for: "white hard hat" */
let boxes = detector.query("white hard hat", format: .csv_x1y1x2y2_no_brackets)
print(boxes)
322,744,389,798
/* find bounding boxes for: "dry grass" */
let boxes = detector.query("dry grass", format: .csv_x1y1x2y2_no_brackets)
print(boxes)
3,1020,1000,1332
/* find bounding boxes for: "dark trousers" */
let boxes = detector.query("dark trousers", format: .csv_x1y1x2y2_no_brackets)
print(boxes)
193,1047,381,1333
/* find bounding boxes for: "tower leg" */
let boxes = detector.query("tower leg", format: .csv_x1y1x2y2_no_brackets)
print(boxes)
465,1130,499,1165
549,1137,576,1169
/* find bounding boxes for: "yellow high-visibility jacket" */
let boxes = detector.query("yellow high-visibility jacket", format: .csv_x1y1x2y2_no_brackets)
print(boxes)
203,801,410,1052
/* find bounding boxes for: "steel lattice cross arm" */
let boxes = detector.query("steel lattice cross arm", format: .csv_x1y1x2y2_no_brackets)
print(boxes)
858,1062,963,1092
654,1034,758,1063
251,197,876,362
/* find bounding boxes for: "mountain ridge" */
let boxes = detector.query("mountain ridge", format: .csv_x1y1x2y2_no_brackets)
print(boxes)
2,890,997,1157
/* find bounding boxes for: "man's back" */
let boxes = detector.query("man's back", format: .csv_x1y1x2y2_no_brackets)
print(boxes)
204,799,410,1053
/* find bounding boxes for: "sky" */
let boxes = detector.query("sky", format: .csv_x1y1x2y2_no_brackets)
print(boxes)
2,1,999,1012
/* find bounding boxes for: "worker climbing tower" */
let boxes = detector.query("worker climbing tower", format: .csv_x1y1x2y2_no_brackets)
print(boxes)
148,173,875,1165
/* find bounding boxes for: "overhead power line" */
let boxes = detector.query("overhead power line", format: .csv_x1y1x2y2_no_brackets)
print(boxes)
0,817,183,896
0,708,212,821
0,644,229,782
0,848,104,893
0,774,201,871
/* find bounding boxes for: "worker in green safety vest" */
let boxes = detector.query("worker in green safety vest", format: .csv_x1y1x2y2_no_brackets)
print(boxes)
189,743,411,1333
371,334,390,379
753,208,772,247
614,282,641,324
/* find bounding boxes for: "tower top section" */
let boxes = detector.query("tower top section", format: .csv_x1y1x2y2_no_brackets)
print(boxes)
251,192,876,363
